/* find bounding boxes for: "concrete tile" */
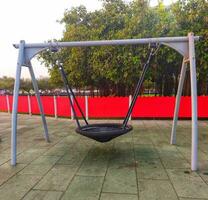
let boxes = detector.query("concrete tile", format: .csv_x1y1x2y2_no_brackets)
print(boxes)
179,198,208,200
167,169,208,198
33,138,59,148
156,145,184,158
58,134,80,144
136,157,164,169
109,143,134,166
57,148,89,166
138,180,178,200
61,175,103,200
116,134,133,143
109,150,134,166
150,135,169,146
0,174,41,200
23,190,63,200
17,148,48,164
161,157,190,169
0,163,26,186
200,144,208,154
198,169,208,183
134,144,159,159
43,146,68,156
18,164,52,176
31,155,60,165
137,167,168,180
178,144,207,159
0,153,10,165
34,164,77,191
103,166,137,194
77,147,111,176
157,146,190,169
133,135,153,145
199,158,208,168
100,193,138,200
175,146,191,160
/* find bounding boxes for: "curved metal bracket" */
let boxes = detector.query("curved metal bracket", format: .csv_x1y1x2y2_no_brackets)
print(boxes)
23,47,48,66
162,42,189,57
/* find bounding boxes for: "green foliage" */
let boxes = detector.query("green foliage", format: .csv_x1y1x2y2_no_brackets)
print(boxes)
171,0,208,95
0,76,14,90
0,76,53,93
40,0,208,96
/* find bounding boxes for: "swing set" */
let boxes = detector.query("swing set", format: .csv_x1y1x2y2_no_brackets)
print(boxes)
11,33,199,171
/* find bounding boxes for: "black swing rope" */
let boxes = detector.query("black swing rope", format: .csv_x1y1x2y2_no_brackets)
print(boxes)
56,44,160,141
57,61,88,128
122,45,159,127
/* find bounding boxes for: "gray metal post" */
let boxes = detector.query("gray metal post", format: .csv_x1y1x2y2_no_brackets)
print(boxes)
70,95,74,120
11,40,25,166
54,95,57,119
129,95,132,121
85,96,89,120
27,94,32,116
28,63,50,142
6,95,10,114
188,33,198,171
170,58,187,144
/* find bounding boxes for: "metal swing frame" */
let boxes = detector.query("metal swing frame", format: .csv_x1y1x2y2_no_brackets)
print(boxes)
12,33,199,171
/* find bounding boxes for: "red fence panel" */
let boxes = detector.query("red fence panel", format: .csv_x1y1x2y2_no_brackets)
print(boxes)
17,96,29,113
1,95,29,113
132,96,175,118
31,96,55,116
41,96,54,116
57,96,71,117
88,97,129,118
8,96,13,112
178,96,191,118
31,96,40,114
74,97,86,117
56,96,87,118
198,96,208,118
0,96,7,111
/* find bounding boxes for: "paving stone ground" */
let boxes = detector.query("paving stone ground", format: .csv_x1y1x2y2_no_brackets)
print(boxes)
0,112,208,200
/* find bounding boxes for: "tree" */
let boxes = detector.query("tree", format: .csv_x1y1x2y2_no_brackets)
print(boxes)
171,0,208,95
20,78,32,93
39,0,208,96
0,76,54,94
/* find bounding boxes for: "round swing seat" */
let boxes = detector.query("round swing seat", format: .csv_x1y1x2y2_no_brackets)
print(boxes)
76,123,133,143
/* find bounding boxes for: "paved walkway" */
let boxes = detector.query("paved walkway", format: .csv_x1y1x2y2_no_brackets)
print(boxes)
0,112,208,200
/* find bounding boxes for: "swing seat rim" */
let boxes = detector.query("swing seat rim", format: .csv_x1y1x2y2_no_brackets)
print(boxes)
75,123,133,142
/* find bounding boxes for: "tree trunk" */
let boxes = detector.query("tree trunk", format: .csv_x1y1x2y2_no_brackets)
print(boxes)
183,71,191,96
163,75,174,96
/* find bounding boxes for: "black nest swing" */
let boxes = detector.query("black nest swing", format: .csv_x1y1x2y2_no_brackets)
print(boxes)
57,45,158,142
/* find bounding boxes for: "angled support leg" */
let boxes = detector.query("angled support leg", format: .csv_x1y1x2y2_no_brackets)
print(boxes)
170,58,187,144
189,33,198,171
11,40,25,166
28,62,50,142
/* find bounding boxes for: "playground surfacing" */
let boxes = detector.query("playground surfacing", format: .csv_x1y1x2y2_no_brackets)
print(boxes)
0,112,208,200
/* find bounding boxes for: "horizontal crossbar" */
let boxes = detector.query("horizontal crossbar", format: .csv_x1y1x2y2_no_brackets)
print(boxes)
13,36,200,49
